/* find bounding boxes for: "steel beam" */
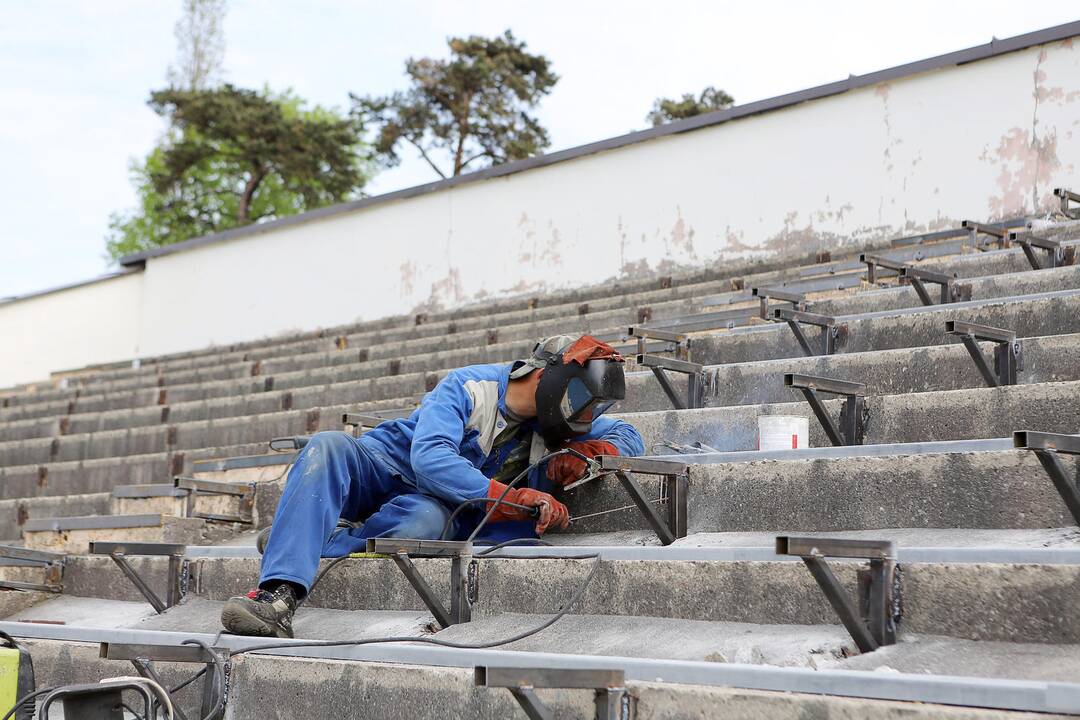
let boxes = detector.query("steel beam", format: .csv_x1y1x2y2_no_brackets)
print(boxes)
753,286,806,319
476,667,628,720
597,456,689,475
772,308,837,356
89,542,186,613
637,354,705,410
1008,231,1067,270
784,373,866,446
367,538,473,558
1013,431,1080,454
775,536,895,560
1055,187,1080,218
1014,431,1080,526
899,266,957,305
616,471,677,546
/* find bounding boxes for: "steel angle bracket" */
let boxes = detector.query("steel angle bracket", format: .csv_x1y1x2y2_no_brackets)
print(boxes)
776,536,898,654
772,308,837,356
627,326,690,361
752,286,807,320
898,266,959,306
597,456,689,545
784,373,867,446
475,666,632,720
860,254,908,284
101,641,230,720
945,321,1022,387
366,538,476,628
0,544,65,593
174,476,255,524
1013,431,1080,526
88,541,187,614
962,220,1010,251
1055,188,1080,219
636,353,705,410
1008,231,1073,270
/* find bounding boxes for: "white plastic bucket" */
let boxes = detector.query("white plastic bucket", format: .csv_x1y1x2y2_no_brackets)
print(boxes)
757,415,809,451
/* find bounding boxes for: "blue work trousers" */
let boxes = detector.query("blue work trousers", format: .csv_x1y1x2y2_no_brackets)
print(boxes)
259,431,530,592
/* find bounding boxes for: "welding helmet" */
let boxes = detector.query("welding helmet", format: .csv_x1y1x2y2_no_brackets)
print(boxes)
511,335,626,446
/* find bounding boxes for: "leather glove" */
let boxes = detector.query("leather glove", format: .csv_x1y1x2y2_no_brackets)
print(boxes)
487,479,570,535
546,440,618,487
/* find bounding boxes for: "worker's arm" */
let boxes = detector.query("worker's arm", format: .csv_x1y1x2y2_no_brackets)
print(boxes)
409,372,492,505
546,415,645,486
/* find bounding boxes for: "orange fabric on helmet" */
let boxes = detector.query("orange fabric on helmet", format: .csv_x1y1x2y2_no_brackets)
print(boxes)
487,479,570,534
560,335,624,366
546,439,619,487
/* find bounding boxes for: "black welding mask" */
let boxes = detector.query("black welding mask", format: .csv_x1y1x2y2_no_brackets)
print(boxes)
535,353,625,447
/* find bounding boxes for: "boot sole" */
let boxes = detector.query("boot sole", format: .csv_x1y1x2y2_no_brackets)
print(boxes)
220,601,293,639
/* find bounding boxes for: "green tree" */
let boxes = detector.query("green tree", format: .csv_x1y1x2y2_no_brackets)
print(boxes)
106,85,371,261
646,86,734,127
352,30,558,179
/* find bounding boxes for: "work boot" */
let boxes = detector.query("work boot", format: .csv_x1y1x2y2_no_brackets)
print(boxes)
220,584,298,638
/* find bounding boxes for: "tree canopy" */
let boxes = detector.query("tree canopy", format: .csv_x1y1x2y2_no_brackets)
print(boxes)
352,30,558,178
106,85,370,261
646,86,734,126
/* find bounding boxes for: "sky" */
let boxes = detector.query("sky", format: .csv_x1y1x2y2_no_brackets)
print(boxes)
1,2,1077,298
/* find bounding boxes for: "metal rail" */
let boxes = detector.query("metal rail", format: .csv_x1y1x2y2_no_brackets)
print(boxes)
175,476,256,523
945,321,1022,387
784,373,866,446
898,266,959,306
5,622,1078,715
962,219,1013,250
752,286,807,319
776,536,897,653
475,666,630,720
1013,431,1080,526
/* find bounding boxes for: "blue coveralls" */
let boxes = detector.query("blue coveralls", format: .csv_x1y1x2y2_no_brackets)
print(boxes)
259,362,644,592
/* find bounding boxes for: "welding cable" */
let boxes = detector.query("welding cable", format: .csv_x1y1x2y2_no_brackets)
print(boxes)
181,638,226,720
474,537,552,555
225,553,602,659
1,687,58,720
438,497,536,541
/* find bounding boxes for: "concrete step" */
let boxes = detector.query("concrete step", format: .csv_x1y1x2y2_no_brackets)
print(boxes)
623,332,1080,412
43,258,1080,401
565,444,1079,534
19,513,235,554
616,379,1080,452
0,491,111,541
0,440,283,501
691,288,1080,366
6,541,1073,645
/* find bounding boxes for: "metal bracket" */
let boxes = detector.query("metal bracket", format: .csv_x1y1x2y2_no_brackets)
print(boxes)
1013,431,1080,526
752,287,807,319
898,266,958,305
366,538,474,628
1008,231,1071,270
474,666,631,720
860,253,906,284
598,456,689,545
962,220,1009,250
88,542,186,614
101,641,230,720
771,308,837,356
174,476,255,523
776,536,897,654
628,326,690,361
1055,188,1080,219
784,373,867,446
945,321,1022,387
0,545,64,593
636,354,705,409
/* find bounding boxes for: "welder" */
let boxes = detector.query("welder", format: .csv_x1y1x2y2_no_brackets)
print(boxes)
220,335,644,638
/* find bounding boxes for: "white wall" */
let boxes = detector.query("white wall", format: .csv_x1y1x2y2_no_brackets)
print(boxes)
2,37,1079,386
0,272,143,387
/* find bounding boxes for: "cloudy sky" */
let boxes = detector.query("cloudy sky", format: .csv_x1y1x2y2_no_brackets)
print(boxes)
1,1,1076,298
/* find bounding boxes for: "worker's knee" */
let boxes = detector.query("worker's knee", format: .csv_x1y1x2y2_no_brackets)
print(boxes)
304,430,354,453
379,494,451,540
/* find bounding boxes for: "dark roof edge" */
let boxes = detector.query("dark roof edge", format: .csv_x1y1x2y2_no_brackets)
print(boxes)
0,267,143,307
113,20,1080,268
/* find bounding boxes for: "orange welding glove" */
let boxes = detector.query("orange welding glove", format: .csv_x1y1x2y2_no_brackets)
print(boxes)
546,440,618,487
487,479,570,535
